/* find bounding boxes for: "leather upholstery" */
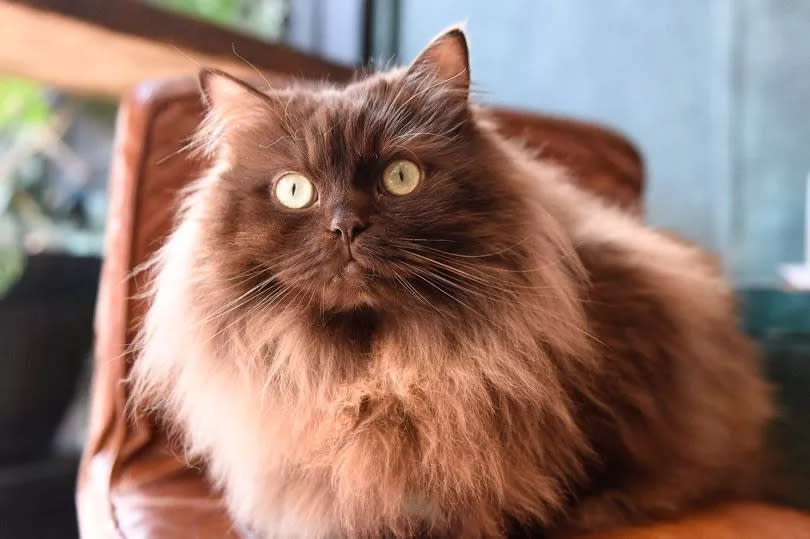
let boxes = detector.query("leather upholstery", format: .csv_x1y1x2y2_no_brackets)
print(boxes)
77,77,810,538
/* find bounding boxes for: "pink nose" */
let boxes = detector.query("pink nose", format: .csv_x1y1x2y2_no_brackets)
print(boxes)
330,214,367,245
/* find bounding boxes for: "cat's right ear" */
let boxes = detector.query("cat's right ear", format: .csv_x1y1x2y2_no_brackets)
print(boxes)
198,68,272,119
196,69,277,157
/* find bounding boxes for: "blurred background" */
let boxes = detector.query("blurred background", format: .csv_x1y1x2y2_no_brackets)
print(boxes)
0,1,807,537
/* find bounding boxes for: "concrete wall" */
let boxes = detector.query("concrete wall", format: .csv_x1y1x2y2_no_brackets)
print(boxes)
399,0,809,284
733,0,810,283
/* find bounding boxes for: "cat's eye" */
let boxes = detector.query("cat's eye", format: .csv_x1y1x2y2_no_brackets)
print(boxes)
382,159,421,196
275,173,315,209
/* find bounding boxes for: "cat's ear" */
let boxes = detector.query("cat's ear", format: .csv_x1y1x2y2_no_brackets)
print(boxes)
198,68,273,118
196,69,277,157
406,25,470,98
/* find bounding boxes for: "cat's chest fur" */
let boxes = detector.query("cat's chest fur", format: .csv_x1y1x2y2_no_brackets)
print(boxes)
207,303,588,537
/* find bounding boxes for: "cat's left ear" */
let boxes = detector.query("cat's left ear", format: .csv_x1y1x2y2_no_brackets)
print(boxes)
406,25,470,99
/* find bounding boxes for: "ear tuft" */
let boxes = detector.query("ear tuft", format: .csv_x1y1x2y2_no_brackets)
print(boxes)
407,25,470,95
198,68,271,115
194,69,274,158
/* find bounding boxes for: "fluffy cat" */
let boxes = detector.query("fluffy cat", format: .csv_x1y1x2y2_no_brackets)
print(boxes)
131,28,772,538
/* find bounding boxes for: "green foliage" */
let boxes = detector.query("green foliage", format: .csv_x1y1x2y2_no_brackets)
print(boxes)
0,244,23,296
148,0,286,41
0,77,50,133
152,0,239,26
0,78,48,294
0,81,109,293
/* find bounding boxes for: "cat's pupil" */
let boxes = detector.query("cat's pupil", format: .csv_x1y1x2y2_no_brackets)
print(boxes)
291,183,297,196
398,169,404,183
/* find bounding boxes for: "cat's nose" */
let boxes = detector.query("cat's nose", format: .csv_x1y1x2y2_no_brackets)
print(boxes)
330,214,367,246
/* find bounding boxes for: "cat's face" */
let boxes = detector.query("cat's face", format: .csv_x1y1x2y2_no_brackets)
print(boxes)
197,30,525,315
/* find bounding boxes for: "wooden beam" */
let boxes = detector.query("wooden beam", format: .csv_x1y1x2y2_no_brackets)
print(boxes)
0,0,354,98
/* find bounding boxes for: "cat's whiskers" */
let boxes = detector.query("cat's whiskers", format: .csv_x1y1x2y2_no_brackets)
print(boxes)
390,242,611,347
393,238,587,297
320,281,328,319
291,281,318,319
215,261,282,286
397,258,537,315
193,270,277,328
394,243,555,298
393,238,453,244
390,130,453,144
209,282,296,358
390,248,575,333
412,237,590,277
392,256,497,310
230,43,274,93
210,291,289,362
258,135,288,149
412,263,506,305
398,236,532,258
390,266,448,322
399,258,606,346
397,249,502,287
219,263,269,283
271,250,329,282
274,281,310,322
404,268,506,330
408,249,561,293
202,280,280,340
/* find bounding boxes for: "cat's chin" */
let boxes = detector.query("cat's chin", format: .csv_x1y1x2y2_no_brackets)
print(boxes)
321,282,377,311
319,260,379,309
327,290,378,310
330,260,364,284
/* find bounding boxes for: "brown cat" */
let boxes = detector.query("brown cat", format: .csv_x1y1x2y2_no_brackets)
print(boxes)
130,27,772,538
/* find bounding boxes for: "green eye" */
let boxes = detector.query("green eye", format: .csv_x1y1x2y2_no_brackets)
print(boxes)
382,159,421,196
275,173,315,208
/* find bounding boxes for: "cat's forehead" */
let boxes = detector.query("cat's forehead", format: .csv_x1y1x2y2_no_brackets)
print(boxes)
283,74,402,124
253,75,455,167
222,69,466,183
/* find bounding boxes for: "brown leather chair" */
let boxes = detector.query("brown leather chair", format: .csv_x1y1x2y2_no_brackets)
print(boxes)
76,77,810,538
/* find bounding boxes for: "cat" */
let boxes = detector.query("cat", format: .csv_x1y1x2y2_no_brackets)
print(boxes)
130,27,772,538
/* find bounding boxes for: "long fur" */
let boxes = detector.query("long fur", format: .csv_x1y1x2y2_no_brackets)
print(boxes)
130,31,771,538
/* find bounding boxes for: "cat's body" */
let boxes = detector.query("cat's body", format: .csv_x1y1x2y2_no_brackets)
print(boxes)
131,29,771,538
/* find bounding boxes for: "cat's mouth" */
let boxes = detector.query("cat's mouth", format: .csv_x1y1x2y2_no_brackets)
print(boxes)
320,258,380,309
340,260,362,276
330,260,366,285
